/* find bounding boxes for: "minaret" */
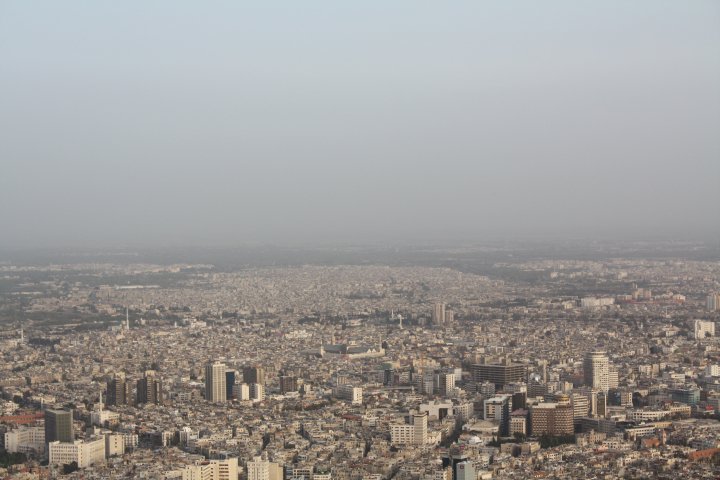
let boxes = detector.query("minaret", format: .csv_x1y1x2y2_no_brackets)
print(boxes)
125,307,130,330
20,326,24,343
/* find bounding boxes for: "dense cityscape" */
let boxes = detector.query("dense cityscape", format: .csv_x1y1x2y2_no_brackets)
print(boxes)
2,1,718,479
1,243,719,479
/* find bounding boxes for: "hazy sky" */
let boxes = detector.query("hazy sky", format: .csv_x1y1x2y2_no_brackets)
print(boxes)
1,1,719,247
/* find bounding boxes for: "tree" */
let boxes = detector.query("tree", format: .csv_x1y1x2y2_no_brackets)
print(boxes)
63,461,79,474
0,451,27,468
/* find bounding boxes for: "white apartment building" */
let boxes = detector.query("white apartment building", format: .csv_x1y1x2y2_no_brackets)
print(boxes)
233,383,250,401
693,319,715,340
181,458,238,480
246,456,283,480
337,385,362,405
250,383,265,402
205,361,227,403
390,412,428,445
49,437,106,468
105,433,125,457
4,426,45,454
580,297,615,308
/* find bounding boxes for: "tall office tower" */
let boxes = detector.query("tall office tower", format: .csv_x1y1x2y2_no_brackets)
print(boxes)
510,410,528,436
596,391,607,418
106,375,128,406
436,372,455,397
383,366,396,386
574,387,601,416
442,447,470,480
431,302,446,325
693,319,716,339
707,293,720,311
225,370,237,399
570,392,589,423
511,391,527,410
250,383,265,401
205,362,227,403
412,412,428,445
583,351,610,393
243,366,265,385
483,395,512,436
608,366,619,389
279,375,298,394
456,461,476,480
390,412,429,445
445,310,455,324
472,359,528,389
44,409,74,444
538,360,548,383
233,383,250,401
136,371,163,405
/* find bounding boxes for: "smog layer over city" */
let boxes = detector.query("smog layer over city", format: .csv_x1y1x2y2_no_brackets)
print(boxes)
1,1,719,479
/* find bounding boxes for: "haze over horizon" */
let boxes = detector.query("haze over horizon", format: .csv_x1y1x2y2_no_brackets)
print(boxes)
1,1,719,248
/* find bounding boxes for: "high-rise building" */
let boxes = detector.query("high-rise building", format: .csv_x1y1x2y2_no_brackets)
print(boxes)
205,362,227,403
337,385,362,404
511,391,527,411
608,366,619,389
431,302,446,325
390,411,428,445
706,293,720,311
530,402,574,436
233,383,250,401
456,461,475,480
225,370,237,399
583,351,610,393
442,447,470,480
570,392,589,424
44,409,74,444
243,366,265,385
435,372,455,397
472,359,527,389
106,375,128,406
510,410,528,436
597,391,607,418
279,375,298,394
136,371,162,405
250,383,265,402
412,412,428,445
483,395,512,436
